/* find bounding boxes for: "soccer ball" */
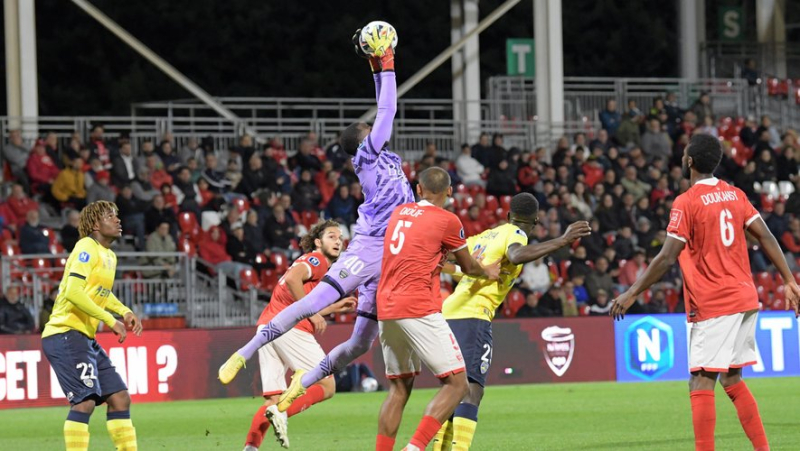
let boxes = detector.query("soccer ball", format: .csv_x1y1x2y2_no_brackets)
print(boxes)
361,376,379,392
358,21,398,56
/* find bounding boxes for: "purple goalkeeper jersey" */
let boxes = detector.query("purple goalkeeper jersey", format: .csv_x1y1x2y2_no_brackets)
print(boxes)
350,71,415,237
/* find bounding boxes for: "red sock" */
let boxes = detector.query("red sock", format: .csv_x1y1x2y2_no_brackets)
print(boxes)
245,405,271,448
690,390,717,451
725,381,769,450
409,415,442,449
376,434,395,451
286,384,326,417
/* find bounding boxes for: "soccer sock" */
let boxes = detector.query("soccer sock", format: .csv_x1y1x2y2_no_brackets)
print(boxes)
64,410,91,451
724,381,769,450
409,415,443,449
300,317,379,388
432,419,453,451
237,283,340,359
690,390,716,451
106,410,137,450
245,405,271,448
286,385,326,417
452,403,479,451
376,434,396,451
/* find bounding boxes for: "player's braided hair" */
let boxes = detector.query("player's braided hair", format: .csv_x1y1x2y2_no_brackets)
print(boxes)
510,193,539,217
300,219,341,253
687,133,723,174
78,201,118,238
341,122,367,156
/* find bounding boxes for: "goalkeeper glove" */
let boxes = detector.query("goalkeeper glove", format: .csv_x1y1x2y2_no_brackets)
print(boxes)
352,28,382,73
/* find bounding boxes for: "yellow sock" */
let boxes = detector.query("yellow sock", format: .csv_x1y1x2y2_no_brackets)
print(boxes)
107,418,138,450
64,420,90,451
432,420,454,451
451,416,478,451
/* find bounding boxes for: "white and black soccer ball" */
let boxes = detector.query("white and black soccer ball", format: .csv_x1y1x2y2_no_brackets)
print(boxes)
358,21,398,56
361,376,379,393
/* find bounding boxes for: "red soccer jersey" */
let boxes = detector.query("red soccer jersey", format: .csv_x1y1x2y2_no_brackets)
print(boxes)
378,200,467,320
256,251,329,334
666,177,760,322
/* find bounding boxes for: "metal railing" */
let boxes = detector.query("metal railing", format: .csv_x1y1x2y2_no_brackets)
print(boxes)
700,41,800,80
1,252,262,330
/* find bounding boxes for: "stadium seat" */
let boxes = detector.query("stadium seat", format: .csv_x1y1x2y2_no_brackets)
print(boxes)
456,184,468,196
179,237,196,257
664,288,680,313
754,272,775,295
260,269,279,292
239,268,259,291
302,211,320,230
502,290,528,318
559,261,571,281
270,252,289,274
485,195,499,212
232,197,250,215
30,258,51,278
461,195,474,208
335,312,357,323
548,262,560,283
468,185,485,197
178,212,200,242
772,285,786,310
500,195,512,211
42,228,58,247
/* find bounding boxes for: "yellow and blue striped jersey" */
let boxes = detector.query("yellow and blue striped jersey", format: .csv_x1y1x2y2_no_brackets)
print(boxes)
442,223,528,322
42,237,129,338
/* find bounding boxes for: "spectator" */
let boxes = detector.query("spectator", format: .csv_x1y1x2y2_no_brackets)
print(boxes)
157,141,182,175
594,194,620,233
135,140,163,174
265,205,294,251
486,160,517,197
614,227,635,260
179,137,202,165
742,58,759,86
111,142,136,187
766,202,790,239
518,156,540,194
569,181,593,219
780,218,800,271
131,168,160,202
224,158,243,192
142,222,178,279
533,284,563,317
145,194,178,236
202,153,232,193
51,157,87,209
145,154,173,190
291,169,322,212
734,161,758,202
40,287,58,329
238,152,270,198
778,147,799,181
787,178,800,215
691,92,713,123
757,115,781,150
545,223,572,262
87,125,111,170
326,133,349,170
754,128,775,157
456,143,486,187
696,116,719,138
518,258,551,295
599,99,622,137
4,129,30,188
585,256,614,301
219,207,242,239
318,169,339,206
26,139,60,195
615,112,643,149
116,185,147,249
173,167,202,215
43,132,63,168
739,116,759,148
326,185,358,227
226,224,257,267
641,118,672,162
462,205,486,238
472,133,493,168
198,226,251,279
291,139,322,173
0,286,34,334
515,293,547,318
620,166,652,202
571,275,590,305
754,149,777,182
619,248,647,287
243,210,268,254
588,290,612,315
589,129,611,153
664,92,683,126
567,246,591,279
7,183,38,227
582,218,605,260
560,281,579,316
19,210,50,254
636,217,657,250
60,209,81,252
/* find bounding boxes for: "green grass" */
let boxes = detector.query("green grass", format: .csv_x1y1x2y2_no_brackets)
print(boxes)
3,378,799,450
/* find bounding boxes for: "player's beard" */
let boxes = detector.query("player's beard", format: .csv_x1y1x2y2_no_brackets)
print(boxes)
682,159,690,179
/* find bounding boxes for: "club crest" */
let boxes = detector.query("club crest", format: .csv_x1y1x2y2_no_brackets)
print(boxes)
541,326,575,377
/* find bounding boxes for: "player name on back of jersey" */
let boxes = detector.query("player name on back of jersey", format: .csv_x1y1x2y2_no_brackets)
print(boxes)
700,190,739,206
398,205,427,218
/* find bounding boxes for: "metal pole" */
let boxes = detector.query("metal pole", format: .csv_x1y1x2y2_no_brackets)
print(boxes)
70,0,240,122
358,0,522,122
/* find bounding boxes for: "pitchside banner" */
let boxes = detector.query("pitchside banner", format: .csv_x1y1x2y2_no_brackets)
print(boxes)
0,318,617,409
614,312,800,382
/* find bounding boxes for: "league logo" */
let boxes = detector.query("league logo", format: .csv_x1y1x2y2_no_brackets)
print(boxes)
309,257,320,266
541,326,574,377
668,209,683,230
78,252,90,263
83,378,94,388
624,316,674,380
339,270,349,279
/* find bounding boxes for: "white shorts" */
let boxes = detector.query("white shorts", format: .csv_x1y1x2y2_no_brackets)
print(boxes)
257,326,326,396
379,313,466,379
689,310,758,373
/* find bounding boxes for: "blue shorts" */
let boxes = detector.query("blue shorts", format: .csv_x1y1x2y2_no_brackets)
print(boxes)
447,318,493,387
42,330,128,405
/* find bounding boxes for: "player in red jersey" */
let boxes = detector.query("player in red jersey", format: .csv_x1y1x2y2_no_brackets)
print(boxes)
611,134,800,451
244,220,356,451
375,167,501,451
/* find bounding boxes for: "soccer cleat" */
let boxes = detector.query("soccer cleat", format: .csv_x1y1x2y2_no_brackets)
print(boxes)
265,405,290,449
243,446,258,451
218,352,246,385
402,446,421,451
277,369,307,412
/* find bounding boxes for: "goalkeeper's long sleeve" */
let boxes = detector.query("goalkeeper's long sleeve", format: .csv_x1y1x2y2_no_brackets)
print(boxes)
367,71,397,151
65,275,117,328
105,292,132,317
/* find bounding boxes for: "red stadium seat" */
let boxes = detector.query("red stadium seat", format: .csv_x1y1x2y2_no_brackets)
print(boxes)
254,253,269,266
232,197,250,215
270,252,289,274
239,268,259,291
485,195,499,212
502,290,529,318
500,195,512,211
335,312,357,323
468,185,485,197
42,228,58,247
456,184,468,196
260,269,279,293
772,285,786,310
3,242,19,257
301,211,320,230
177,212,200,242
179,237,196,257
559,261,571,281
548,262,560,283
665,288,680,313
461,196,474,209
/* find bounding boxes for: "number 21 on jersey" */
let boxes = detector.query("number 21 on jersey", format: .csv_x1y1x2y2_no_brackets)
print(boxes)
389,220,412,254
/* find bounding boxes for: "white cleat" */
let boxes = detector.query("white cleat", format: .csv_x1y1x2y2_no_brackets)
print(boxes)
402,445,421,451
266,404,290,448
243,446,258,451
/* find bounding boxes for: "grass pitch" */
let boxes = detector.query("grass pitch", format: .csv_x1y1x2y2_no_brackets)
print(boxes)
3,378,798,450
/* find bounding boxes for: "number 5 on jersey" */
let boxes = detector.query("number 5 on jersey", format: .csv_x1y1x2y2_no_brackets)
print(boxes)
389,220,412,254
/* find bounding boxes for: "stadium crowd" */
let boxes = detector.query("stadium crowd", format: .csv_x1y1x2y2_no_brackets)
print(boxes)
1,93,800,332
